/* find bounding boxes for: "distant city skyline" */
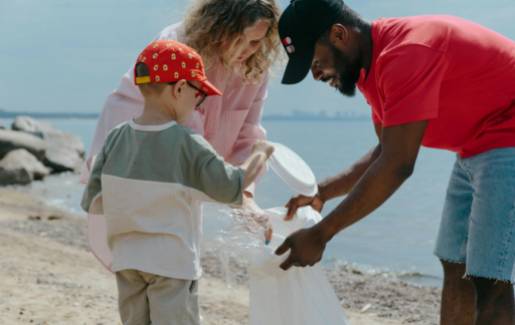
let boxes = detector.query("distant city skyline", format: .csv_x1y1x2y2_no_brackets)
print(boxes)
1,0,513,115
0,107,370,121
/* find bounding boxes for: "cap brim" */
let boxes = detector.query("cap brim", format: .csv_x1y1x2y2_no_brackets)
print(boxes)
198,79,222,96
281,47,315,85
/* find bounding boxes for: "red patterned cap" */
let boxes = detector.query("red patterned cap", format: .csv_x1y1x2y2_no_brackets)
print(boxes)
134,40,222,96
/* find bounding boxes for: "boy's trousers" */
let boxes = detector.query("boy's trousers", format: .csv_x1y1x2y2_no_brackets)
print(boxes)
116,269,200,325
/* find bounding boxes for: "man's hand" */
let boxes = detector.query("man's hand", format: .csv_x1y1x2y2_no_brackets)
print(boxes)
274,225,327,270
284,193,324,220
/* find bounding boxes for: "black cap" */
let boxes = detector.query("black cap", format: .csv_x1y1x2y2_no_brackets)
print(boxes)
279,0,343,84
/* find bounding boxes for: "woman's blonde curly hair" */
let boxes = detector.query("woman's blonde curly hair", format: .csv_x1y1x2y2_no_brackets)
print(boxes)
183,0,281,83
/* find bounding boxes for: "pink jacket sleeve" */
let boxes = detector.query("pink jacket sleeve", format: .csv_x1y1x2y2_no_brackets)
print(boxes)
226,76,268,165
226,76,269,196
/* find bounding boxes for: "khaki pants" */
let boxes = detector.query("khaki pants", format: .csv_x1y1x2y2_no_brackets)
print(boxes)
116,270,200,325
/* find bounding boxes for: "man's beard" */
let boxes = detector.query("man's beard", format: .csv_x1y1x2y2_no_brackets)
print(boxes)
330,44,361,97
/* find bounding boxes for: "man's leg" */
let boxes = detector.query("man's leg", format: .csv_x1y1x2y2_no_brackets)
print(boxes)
464,147,515,325
440,260,476,325
435,159,475,325
471,277,514,325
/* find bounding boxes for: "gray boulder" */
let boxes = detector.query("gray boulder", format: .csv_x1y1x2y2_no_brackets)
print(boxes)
44,144,84,173
12,116,84,153
0,166,31,185
11,116,51,138
45,131,85,158
0,149,50,182
12,116,85,173
0,129,47,160
43,132,85,173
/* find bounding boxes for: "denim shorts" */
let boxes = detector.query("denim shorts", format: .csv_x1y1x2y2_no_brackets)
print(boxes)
434,147,515,283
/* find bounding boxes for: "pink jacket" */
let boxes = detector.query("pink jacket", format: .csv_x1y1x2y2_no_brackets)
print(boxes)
82,23,268,191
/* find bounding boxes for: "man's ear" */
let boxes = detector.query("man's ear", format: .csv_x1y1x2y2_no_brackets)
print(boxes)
329,23,350,48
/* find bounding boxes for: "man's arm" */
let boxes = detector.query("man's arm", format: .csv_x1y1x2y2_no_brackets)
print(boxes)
317,121,426,240
276,120,427,270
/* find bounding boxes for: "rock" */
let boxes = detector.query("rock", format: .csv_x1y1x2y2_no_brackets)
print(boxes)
12,116,85,155
0,153,33,186
11,116,53,138
11,116,85,173
44,145,83,173
0,129,46,160
0,168,31,185
44,133,85,172
46,130,85,172
0,149,50,180
49,131,85,157
0,149,50,185
360,303,373,313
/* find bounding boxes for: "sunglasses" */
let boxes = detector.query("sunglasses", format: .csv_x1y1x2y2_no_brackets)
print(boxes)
169,81,207,108
186,81,208,108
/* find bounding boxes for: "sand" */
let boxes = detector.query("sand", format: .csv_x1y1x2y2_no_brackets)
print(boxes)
0,188,440,324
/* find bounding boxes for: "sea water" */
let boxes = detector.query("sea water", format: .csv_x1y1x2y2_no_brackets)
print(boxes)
1,117,455,286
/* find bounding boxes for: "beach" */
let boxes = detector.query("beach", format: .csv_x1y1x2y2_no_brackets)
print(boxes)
2,0,514,322
0,187,440,325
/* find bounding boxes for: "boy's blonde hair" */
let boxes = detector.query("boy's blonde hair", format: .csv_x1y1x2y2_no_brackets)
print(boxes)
135,62,168,96
182,0,281,83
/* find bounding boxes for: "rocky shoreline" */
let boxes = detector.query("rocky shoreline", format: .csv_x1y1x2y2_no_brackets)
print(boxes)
0,116,84,186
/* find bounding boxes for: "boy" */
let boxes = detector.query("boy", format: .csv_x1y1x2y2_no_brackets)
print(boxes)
81,40,273,325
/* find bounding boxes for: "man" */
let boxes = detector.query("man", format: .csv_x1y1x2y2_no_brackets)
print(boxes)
274,0,515,324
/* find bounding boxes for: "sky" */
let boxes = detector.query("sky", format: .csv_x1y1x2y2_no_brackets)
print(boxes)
0,0,514,115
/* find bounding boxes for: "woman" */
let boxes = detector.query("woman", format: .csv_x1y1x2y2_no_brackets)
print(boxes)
84,0,281,199
83,0,281,268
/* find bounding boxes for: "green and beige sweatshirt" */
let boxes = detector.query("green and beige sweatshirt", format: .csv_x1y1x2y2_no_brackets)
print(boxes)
81,120,244,280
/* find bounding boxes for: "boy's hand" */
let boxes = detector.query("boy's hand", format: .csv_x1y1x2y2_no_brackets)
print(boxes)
241,141,274,190
252,140,274,158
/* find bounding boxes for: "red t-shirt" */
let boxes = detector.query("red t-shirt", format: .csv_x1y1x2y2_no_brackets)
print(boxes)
357,15,515,157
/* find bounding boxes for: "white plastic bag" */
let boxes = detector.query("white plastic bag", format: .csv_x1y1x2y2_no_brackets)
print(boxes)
249,207,348,325
87,213,113,271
